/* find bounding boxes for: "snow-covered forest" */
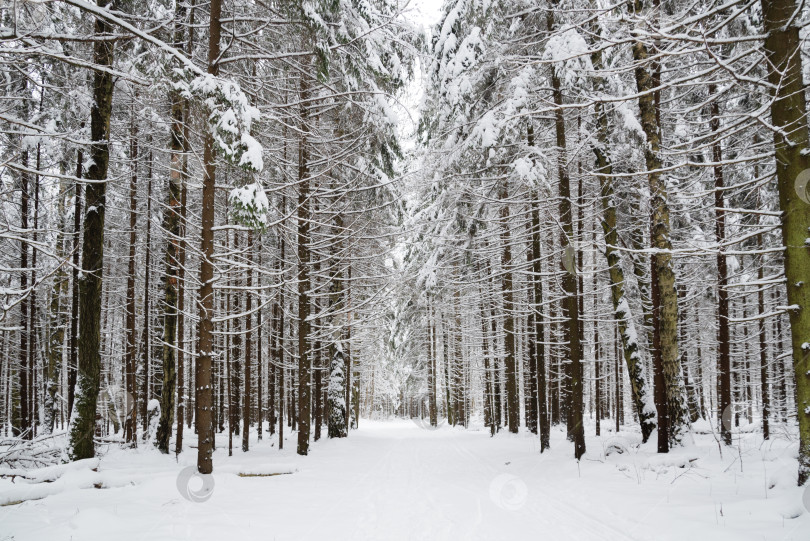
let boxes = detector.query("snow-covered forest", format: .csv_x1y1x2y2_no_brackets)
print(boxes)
1,0,810,538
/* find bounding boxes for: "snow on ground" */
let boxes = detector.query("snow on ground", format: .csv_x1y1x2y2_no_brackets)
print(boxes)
1,419,808,540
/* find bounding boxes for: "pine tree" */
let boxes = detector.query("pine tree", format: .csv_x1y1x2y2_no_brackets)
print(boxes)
69,0,116,461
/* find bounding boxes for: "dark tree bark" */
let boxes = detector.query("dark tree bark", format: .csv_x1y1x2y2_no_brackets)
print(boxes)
530,181,550,451
709,84,732,446
68,141,83,424
69,0,115,460
296,64,313,455
758,233,770,440
18,146,30,439
257,251,263,442
195,0,222,474
499,182,519,434
140,151,154,433
276,227,286,449
124,112,138,444
243,232,253,452
428,297,438,427
547,9,584,458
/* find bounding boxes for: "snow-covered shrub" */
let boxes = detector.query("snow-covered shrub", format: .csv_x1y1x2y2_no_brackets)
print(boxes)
328,348,347,438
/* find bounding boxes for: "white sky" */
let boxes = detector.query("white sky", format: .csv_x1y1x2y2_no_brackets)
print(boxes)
405,0,444,31
396,0,444,153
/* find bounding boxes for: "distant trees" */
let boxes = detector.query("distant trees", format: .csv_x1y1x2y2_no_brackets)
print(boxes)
404,0,809,484
0,0,413,471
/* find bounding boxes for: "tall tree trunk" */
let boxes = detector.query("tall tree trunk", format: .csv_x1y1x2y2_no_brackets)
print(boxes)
757,232,770,440
530,183,550,451
297,64,312,455
344,266,352,429
709,84,732,446
428,297,438,427
175,0,193,455
268,290,276,435
68,143,83,424
124,111,138,444
632,0,687,451
257,249,263,441
26,147,40,437
69,0,115,460
499,182,519,434
276,214,286,449
760,0,810,484
590,35,656,443
140,151,153,433
243,232,253,452
18,147,30,439
547,10,584,458
175,152,188,452
45,170,68,434
525,230,538,436
195,0,221,474
156,27,186,451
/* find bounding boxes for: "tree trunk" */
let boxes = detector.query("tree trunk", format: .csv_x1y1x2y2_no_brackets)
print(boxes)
499,182,519,434
276,221,286,449
590,37,656,443
140,151,153,433
18,147,30,439
69,0,115,460
45,170,68,434
243,232,253,452
709,84,732,446
530,184,550,451
759,0,810,484
68,142,83,425
632,0,687,450
124,111,138,444
195,0,221,475
548,10,584,458
297,62,312,455
156,6,187,451
758,233,770,440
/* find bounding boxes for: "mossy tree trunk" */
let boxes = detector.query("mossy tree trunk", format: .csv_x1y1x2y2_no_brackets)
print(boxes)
69,0,115,460
589,26,656,443
759,0,810,485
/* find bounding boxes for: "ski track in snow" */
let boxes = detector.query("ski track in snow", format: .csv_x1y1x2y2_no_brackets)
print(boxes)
1,419,808,540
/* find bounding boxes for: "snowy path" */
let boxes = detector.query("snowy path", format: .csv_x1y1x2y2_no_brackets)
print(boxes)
1,420,807,540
